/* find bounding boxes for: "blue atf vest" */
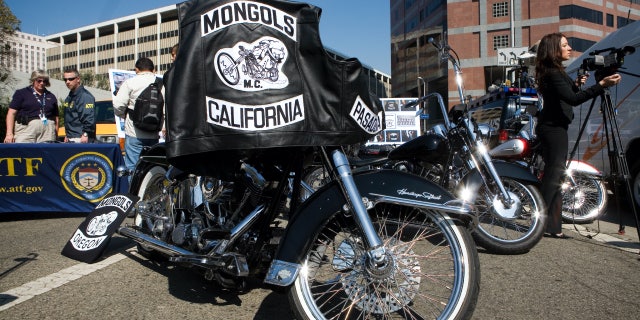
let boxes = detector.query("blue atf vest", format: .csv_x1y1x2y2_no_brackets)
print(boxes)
164,0,383,174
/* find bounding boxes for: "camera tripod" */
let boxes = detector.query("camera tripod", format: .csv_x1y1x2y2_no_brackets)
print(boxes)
569,87,640,247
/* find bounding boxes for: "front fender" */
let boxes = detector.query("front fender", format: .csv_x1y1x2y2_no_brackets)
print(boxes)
461,160,539,188
455,160,539,204
265,169,474,286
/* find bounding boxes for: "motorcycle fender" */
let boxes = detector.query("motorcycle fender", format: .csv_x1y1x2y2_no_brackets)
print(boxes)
128,143,168,193
456,160,539,203
567,160,602,176
265,170,474,287
461,160,539,188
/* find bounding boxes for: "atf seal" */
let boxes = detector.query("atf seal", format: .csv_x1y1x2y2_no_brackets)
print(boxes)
60,152,113,202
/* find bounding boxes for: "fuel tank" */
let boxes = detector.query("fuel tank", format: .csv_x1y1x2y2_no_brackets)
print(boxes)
387,133,450,164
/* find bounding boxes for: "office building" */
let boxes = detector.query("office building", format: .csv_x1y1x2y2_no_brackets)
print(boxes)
391,0,640,107
2,31,56,74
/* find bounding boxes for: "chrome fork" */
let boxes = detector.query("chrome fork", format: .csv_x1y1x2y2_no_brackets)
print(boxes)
322,147,386,266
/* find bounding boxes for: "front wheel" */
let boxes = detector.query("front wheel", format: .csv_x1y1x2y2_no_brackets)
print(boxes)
288,203,480,320
472,178,546,254
561,174,607,223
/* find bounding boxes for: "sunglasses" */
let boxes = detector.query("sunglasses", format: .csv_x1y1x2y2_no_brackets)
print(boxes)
35,79,46,83
63,77,77,82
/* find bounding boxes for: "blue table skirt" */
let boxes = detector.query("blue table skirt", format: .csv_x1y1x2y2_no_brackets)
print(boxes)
0,143,129,213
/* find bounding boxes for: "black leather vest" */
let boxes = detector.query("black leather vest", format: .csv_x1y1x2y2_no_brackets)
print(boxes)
164,0,383,169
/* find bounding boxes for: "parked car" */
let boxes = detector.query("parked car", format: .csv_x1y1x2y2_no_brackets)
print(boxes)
58,100,121,147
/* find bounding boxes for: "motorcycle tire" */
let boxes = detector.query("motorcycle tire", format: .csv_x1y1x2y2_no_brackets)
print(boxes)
288,203,480,320
561,174,607,224
299,165,330,202
132,165,169,260
471,177,546,255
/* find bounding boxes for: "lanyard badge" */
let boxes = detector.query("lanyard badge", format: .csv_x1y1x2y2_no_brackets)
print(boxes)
32,88,47,125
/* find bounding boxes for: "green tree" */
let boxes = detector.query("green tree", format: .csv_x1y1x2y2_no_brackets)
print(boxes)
95,73,110,91
0,0,19,138
81,70,95,86
0,0,19,81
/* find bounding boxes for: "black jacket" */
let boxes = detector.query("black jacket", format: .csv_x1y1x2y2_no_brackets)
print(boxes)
538,69,605,128
63,85,96,138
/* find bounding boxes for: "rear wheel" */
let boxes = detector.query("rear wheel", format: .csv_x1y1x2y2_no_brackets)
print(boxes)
300,166,330,201
132,166,168,259
471,178,546,254
561,174,607,223
288,203,480,320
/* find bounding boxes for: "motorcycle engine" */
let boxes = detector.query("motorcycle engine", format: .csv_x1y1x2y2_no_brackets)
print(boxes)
164,175,235,251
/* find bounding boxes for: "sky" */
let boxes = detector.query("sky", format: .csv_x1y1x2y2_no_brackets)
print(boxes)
5,0,391,74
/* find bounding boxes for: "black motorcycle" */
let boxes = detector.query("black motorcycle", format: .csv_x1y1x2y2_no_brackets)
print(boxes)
114,1,484,317
118,144,481,319
304,38,547,255
388,94,546,254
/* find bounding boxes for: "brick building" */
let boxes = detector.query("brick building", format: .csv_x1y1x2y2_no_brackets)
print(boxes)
391,0,640,107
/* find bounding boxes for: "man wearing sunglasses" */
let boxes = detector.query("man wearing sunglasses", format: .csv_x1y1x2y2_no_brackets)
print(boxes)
62,68,96,143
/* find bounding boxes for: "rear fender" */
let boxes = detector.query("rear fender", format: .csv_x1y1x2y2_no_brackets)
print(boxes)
129,143,169,193
567,160,602,177
264,169,474,287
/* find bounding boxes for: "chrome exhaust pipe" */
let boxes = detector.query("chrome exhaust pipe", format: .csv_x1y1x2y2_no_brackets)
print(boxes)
118,226,194,256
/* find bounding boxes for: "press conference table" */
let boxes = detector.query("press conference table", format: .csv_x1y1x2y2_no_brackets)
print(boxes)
0,143,129,213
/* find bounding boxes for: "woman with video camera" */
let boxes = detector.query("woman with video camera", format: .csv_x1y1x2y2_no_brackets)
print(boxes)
535,32,621,238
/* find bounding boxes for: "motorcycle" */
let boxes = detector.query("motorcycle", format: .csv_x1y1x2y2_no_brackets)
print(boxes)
118,145,481,319
304,39,547,255
489,107,607,223
113,1,484,316
376,96,545,254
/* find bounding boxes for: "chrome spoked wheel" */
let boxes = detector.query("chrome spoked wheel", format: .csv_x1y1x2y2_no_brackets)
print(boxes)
288,203,480,320
472,178,546,254
300,166,330,201
561,174,607,223
133,166,168,257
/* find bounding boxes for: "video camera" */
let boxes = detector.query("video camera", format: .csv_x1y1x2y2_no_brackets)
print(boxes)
578,46,635,80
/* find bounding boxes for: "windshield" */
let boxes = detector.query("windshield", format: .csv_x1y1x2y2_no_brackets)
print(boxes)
95,101,115,124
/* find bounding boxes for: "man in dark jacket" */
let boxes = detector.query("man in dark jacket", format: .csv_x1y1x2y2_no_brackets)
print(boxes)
63,68,96,143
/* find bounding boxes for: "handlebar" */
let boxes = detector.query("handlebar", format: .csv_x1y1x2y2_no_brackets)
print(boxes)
404,33,466,131
428,33,466,106
406,92,452,131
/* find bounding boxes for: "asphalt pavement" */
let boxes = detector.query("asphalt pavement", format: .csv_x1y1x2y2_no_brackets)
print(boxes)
562,198,640,254
0,200,639,319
